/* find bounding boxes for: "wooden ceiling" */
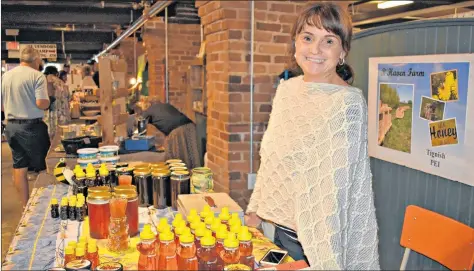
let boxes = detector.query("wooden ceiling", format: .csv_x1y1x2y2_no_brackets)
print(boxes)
2,0,473,63
1,0,198,63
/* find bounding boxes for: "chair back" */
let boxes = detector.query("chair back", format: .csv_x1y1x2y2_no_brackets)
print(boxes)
400,205,474,270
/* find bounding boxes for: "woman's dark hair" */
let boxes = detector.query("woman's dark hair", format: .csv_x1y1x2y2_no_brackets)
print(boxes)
44,66,59,76
59,71,68,81
289,3,354,84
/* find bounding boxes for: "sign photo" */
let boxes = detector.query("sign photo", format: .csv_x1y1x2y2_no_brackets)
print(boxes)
368,54,474,187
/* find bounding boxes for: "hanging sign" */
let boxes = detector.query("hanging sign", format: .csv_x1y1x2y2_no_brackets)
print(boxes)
368,54,474,187
19,44,57,59
6,41,20,50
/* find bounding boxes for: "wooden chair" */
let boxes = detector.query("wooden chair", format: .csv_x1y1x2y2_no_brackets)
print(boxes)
400,205,474,270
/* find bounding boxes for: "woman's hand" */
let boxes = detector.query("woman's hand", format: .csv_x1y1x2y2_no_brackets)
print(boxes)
244,212,262,228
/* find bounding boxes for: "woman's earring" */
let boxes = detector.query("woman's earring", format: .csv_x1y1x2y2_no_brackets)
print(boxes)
338,58,345,66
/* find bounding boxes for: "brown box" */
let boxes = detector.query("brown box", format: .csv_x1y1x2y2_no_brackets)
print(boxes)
177,193,244,221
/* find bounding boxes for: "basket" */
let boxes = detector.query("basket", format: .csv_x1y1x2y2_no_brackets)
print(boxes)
61,136,102,155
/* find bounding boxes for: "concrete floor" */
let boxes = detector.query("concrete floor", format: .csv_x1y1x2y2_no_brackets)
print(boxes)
1,142,50,261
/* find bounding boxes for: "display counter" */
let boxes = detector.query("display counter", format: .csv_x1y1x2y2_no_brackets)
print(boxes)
46,133,165,174
2,177,297,270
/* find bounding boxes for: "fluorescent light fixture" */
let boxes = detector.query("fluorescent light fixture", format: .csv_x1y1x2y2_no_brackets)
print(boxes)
377,1,413,9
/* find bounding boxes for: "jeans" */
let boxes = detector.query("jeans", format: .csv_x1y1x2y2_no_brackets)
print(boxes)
273,225,309,265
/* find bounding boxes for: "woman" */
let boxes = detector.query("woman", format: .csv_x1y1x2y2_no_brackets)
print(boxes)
245,3,380,269
59,70,68,83
44,66,71,139
134,97,201,169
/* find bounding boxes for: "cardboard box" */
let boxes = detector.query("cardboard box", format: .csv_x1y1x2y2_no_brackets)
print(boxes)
177,193,244,222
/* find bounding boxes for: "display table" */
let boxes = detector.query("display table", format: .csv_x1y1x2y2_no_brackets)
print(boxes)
3,181,293,270
46,133,166,173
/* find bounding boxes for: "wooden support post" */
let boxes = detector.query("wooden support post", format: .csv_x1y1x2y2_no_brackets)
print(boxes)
99,57,115,145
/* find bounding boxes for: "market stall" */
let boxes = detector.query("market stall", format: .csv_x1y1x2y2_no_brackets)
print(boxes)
2,169,304,270
45,132,165,175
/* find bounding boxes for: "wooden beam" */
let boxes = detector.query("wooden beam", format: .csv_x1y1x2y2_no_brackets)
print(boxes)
2,8,133,25
353,1,474,26
98,57,115,145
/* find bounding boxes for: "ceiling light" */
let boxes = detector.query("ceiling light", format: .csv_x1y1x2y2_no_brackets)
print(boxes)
377,1,413,9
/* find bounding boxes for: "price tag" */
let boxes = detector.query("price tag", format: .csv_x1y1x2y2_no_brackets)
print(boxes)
83,138,91,144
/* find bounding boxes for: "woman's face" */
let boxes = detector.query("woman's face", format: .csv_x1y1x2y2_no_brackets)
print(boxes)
295,24,345,79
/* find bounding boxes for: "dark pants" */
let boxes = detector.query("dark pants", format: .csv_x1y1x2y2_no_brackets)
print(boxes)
5,119,51,171
274,225,309,265
1,111,5,134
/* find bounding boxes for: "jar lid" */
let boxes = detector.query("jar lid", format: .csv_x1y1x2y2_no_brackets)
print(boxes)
166,159,182,164
133,168,151,176
114,185,136,192
171,170,190,179
169,162,186,168
88,186,110,194
95,262,123,271
134,163,150,169
192,167,212,174
151,165,170,171
150,162,168,168
116,167,134,173
170,167,188,172
87,192,112,200
116,162,129,168
65,259,91,270
152,169,171,177
114,189,137,200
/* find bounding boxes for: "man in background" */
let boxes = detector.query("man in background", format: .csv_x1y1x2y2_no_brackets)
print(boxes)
1,46,50,208
87,59,100,88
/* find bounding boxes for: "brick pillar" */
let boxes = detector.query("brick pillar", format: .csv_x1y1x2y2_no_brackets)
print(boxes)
143,20,166,99
199,1,352,208
143,18,201,113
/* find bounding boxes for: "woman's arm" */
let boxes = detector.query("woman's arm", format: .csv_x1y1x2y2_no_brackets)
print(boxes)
294,90,379,269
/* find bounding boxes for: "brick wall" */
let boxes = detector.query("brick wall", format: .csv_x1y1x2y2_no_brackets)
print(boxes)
143,18,201,113
118,37,145,87
197,1,349,209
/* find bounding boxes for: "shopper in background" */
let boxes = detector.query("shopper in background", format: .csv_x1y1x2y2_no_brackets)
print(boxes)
81,65,98,89
133,97,201,169
245,3,380,269
59,70,68,83
44,66,71,139
61,63,70,74
1,46,50,208
87,59,100,88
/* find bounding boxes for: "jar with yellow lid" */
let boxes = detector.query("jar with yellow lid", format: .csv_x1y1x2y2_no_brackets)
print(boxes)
134,163,150,170
87,192,111,239
170,166,187,172
134,168,153,206
88,186,110,194
114,189,139,237
170,170,190,210
152,169,171,209
168,162,186,168
166,159,183,165
149,162,168,170
113,185,136,193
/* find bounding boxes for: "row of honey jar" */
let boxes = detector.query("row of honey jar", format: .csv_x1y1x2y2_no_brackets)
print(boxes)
136,208,254,271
